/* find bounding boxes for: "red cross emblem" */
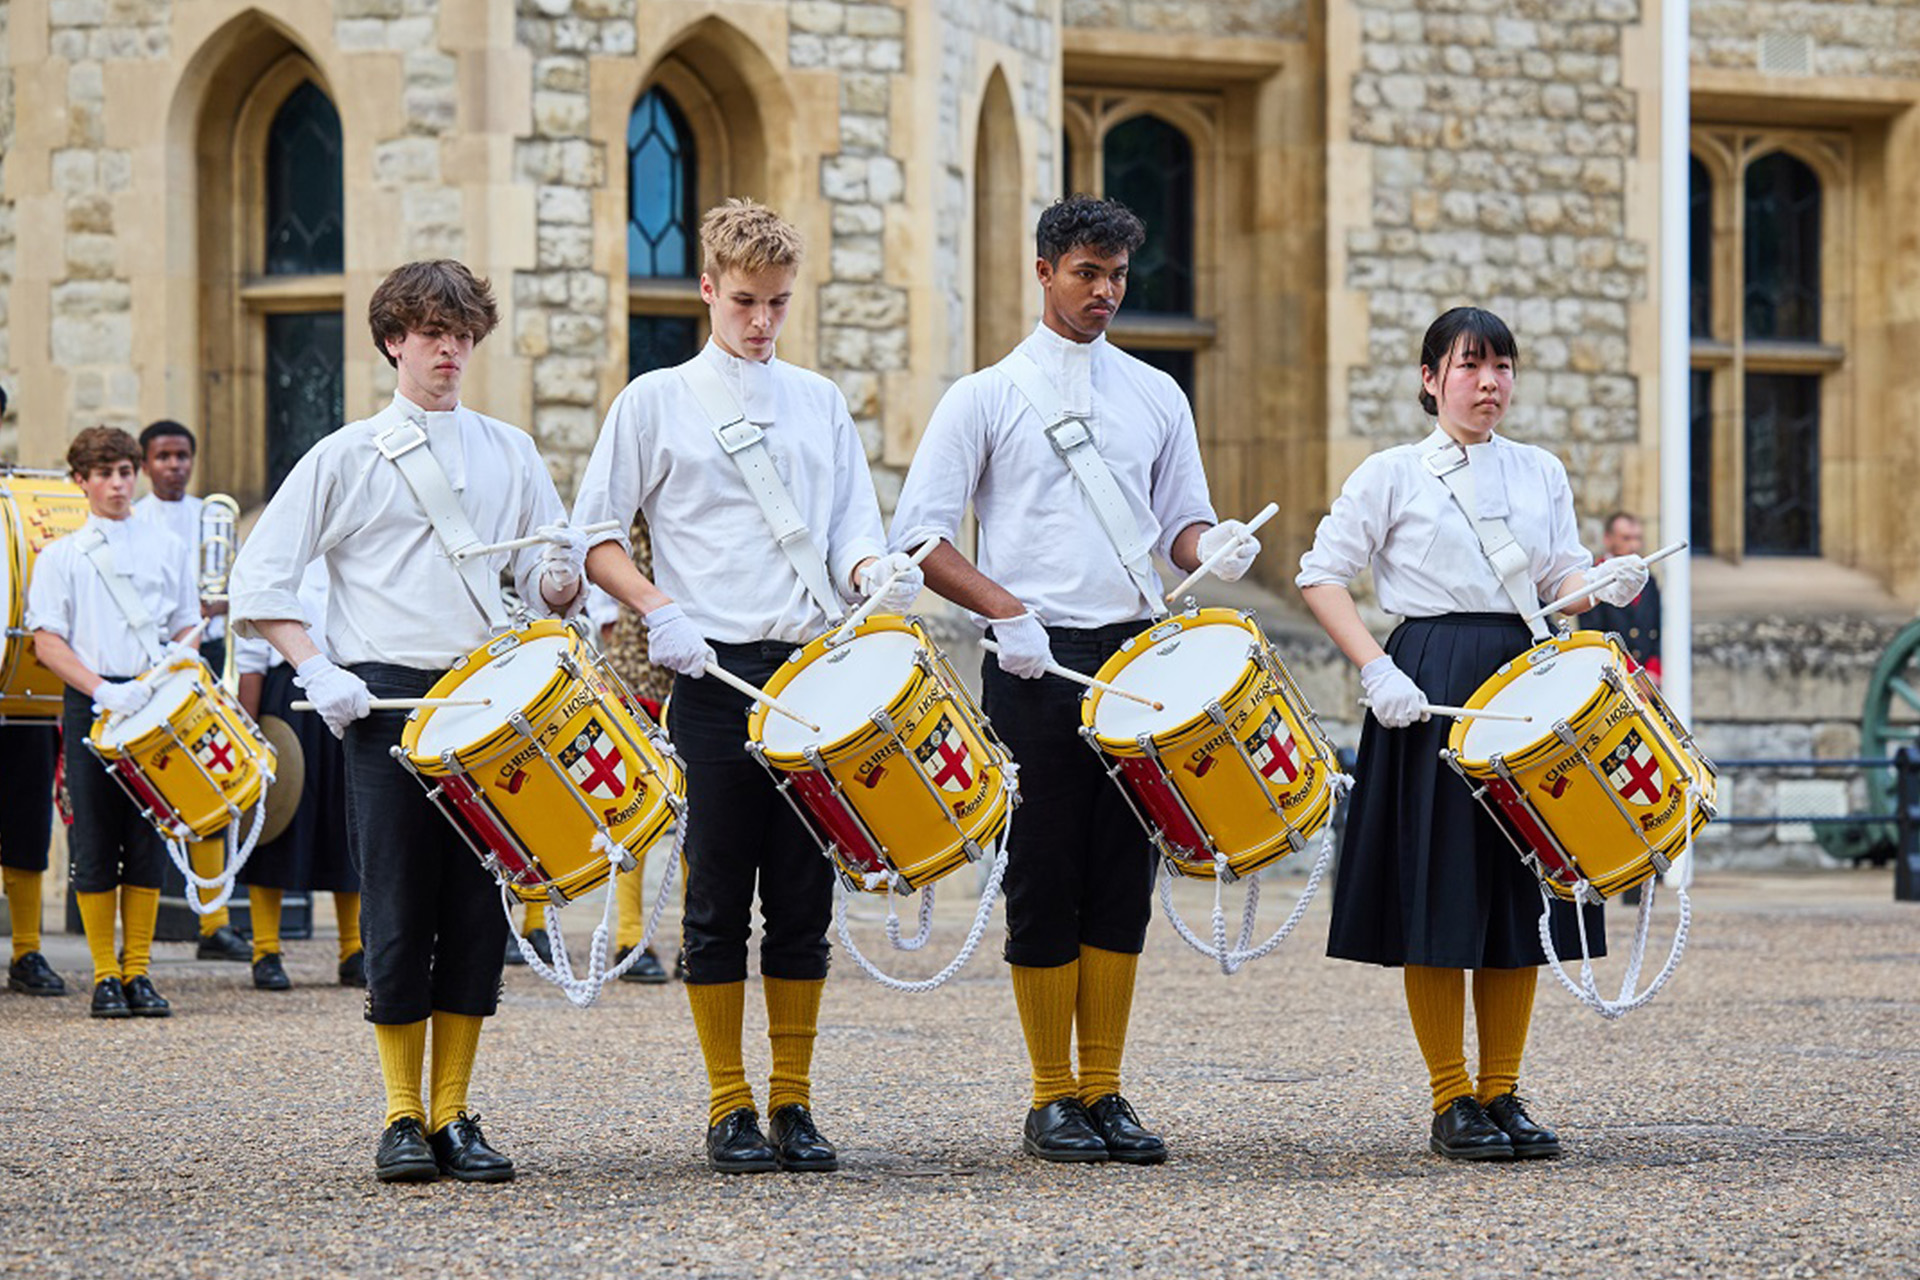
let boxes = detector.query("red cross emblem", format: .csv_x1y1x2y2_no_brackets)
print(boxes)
559,719,627,801
1244,710,1299,785
193,727,237,776
1605,729,1664,806
913,715,973,793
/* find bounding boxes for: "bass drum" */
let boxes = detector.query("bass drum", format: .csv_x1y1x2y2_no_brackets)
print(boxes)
1,468,89,721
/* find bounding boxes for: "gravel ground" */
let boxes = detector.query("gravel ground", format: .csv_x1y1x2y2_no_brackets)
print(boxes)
1,866,1913,1279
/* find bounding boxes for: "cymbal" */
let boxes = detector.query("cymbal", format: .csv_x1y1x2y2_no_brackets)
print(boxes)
256,715,306,845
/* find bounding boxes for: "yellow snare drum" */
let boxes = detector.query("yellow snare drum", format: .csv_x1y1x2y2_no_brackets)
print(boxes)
1443,631,1718,902
397,619,684,905
2,468,90,720
1081,608,1345,881
88,658,276,840
747,616,1015,894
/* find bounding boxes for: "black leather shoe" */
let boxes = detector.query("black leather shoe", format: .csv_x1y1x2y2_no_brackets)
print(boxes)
123,975,172,1018
1430,1096,1514,1161
338,950,367,988
90,976,131,1019
8,951,66,996
375,1117,439,1183
1022,1098,1109,1163
196,924,251,962
1483,1092,1562,1159
428,1112,515,1183
1085,1093,1167,1165
705,1107,779,1173
616,946,669,984
504,928,553,967
768,1104,839,1172
252,953,292,991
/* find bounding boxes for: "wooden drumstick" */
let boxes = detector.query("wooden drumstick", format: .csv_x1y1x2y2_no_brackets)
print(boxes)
980,640,1165,712
1527,540,1687,622
829,538,942,644
1358,698,1533,724
291,697,492,712
457,519,624,560
700,662,822,734
1163,502,1280,603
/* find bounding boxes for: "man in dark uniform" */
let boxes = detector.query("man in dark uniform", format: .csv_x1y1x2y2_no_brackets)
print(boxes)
1584,511,1662,679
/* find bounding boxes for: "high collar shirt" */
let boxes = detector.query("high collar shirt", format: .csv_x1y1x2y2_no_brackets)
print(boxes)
1296,427,1594,617
570,340,887,645
25,513,200,678
133,492,223,641
229,392,574,669
889,323,1217,629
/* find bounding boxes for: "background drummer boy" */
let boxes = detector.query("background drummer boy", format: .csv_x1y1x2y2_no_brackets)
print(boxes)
231,259,586,1185
890,194,1259,1164
28,425,201,1019
572,198,920,1175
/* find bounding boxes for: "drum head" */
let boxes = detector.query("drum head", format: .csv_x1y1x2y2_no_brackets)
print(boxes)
1091,622,1253,741
760,629,922,754
97,665,200,747
411,633,570,757
1458,643,1612,760
255,715,306,845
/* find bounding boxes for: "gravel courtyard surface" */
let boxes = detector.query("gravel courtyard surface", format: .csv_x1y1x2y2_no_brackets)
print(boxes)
1,867,1913,1278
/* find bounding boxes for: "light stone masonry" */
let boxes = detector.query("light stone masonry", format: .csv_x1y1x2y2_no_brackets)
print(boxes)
1692,0,1920,80
1064,0,1308,40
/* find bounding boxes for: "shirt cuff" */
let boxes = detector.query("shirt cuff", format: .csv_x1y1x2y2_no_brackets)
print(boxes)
830,536,888,598
229,590,309,641
888,523,954,557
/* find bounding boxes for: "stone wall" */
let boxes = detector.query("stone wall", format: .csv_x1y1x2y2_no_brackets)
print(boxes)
1341,0,1649,533
1063,0,1308,40
1693,0,1920,78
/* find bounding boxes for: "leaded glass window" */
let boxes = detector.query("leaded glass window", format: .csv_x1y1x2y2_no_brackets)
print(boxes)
1744,372,1819,556
266,312,345,494
629,315,700,383
628,89,698,280
265,81,343,277
1743,152,1821,342
1690,370,1713,554
1101,115,1194,315
1690,155,1711,338
1131,348,1195,404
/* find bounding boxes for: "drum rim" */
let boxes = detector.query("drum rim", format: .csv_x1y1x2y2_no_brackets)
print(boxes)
398,619,578,767
748,614,932,764
1081,607,1265,748
1446,631,1627,771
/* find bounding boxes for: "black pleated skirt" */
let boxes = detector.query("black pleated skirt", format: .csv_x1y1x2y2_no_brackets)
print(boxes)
237,663,359,893
1327,612,1604,968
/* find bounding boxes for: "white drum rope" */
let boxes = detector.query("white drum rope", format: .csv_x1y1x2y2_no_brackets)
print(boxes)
835,834,1008,994
165,783,271,916
1538,784,1697,1019
884,882,937,951
505,820,685,1009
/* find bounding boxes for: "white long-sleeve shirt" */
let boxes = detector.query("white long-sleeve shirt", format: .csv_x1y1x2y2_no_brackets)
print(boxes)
570,340,888,645
133,492,224,642
236,559,330,676
889,323,1217,629
25,513,199,678
1296,427,1594,616
230,392,573,669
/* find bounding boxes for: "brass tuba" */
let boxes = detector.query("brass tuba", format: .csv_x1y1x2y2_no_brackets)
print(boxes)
197,493,242,694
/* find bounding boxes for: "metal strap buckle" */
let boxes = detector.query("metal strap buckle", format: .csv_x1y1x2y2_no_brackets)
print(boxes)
713,418,764,454
374,422,429,460
1044,416,1093,457
1421,443,1468,479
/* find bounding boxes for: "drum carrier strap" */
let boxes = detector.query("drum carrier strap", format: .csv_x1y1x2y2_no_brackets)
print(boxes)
371,416,512,632
998,349,1166,621
674,355,847,625
1421,436,1550,643
75,528,167,667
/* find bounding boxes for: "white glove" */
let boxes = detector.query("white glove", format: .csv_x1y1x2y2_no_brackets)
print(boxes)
92,680,153,718
536,522,589,596
161,639,203,668
1196,520,1260,583
855,553,924,614
1360,656,1430,729
1591,555,1649,608
642,603,716,678
989,612,1054,680
294,654,373,739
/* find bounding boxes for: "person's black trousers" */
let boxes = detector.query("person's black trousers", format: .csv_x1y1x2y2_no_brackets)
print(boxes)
62,685,165,893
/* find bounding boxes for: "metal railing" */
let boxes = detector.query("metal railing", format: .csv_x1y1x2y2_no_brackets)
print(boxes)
1710,753,1918,902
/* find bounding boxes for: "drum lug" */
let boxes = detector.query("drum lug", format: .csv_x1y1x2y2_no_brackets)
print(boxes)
961,837,984,863
1285,828,1307,854
802,746,828,771
1133,733,1161,761
1650,850,1672,875
1551,720,1577,748
507,711,536,739
437,749,466,776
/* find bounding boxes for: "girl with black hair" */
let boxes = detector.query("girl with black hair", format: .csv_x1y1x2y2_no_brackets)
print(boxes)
1296,306,1648,1161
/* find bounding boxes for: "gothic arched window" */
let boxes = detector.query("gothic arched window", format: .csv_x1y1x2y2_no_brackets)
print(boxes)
627,87,701,381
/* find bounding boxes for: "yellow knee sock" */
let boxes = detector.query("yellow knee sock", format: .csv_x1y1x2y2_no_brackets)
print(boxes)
1074,945,1140,1105
375,1020,429,1127
188,839,229,933
614,866,645,951
3,868,43,959
764,976,825,1115
334,891,362,961
249,886,284,963
429,1011,484,1132
686,980,755,1126
76,889,120,984
1404,964,1471,1112
523,900,546,933
1010,960,1080,1108
119,885,160,980
1473,966,1539,1104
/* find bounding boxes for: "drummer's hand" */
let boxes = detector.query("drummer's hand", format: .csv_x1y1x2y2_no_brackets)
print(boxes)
161,639,203,668
855,552,924,613
294,655,372,738
643,603,716,678
989,612,1054,680
536,522,589,595
92,680,152,719
1197,520,1260,583
1360,656,1429,729
1592,555,1649,607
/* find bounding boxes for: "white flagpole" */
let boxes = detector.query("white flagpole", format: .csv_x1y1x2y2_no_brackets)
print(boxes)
1660,0,1696,887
